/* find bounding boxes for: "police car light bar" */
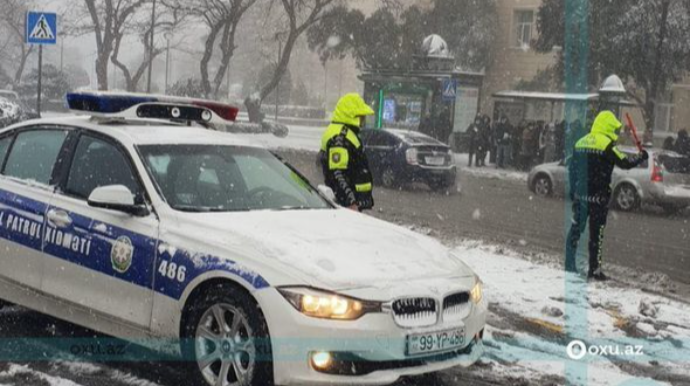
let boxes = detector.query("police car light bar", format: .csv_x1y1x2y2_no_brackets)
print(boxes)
65,91,239,124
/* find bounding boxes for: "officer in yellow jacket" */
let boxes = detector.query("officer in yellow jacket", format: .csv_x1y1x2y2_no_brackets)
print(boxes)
566,111,648,281
320,94,375,211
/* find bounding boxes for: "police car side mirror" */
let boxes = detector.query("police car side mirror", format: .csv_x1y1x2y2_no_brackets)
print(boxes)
88,185,149,217
317,184,337,203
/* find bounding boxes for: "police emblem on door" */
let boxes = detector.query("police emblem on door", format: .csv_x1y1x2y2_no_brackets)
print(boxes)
111,236,134,274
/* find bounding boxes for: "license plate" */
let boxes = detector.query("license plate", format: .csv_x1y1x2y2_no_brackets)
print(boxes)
425,157,445,166
406,327,464,356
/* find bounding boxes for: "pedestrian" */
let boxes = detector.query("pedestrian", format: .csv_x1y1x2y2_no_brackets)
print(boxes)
662,136,676,151
542,122,558,163
513,121,526,169
565,111,648,281
675,129,690,156
496,116,513,168
467,116,482,167
319,93,376,211
437,106,452,145
537,121,547,164
555,120,566,161
476,116,491,167
520,122,538,170
419,112,433,138
489,116,498,164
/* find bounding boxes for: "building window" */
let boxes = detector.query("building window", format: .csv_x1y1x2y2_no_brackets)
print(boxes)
514,10,534,49
655,103,674,133
654,92,674,133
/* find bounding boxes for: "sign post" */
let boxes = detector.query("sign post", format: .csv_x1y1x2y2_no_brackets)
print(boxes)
26,11,57,117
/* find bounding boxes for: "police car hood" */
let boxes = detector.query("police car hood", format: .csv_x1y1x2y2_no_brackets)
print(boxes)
186,209,474,290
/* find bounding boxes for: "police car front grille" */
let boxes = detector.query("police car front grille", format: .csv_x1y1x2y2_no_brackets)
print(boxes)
442,292,471,323
391,298,437,328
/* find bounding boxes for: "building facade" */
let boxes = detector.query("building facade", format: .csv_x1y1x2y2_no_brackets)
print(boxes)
482,0,690,136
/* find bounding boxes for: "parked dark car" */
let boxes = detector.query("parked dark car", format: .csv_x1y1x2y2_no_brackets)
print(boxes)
360,129,457,192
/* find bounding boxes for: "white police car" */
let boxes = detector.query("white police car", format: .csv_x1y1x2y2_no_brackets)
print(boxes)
0,92,486,386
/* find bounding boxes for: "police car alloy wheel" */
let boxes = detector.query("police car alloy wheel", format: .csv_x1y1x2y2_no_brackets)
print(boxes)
181,283,273,386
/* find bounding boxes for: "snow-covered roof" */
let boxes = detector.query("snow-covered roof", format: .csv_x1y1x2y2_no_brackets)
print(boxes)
421,34,451,58
493,91,599,102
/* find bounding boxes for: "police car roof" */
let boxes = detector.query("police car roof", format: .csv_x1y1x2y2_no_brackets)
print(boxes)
25,116,261,148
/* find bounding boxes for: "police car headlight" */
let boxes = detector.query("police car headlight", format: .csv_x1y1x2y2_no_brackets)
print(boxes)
278,287,381,320
470,277,483,304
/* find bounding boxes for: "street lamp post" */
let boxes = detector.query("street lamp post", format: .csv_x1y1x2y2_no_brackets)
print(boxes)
164,32,172,94
275,34,284,122
146,0,157,93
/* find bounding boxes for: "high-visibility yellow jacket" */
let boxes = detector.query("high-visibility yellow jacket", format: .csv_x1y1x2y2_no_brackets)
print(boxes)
568,111,647,203
320,94,375,209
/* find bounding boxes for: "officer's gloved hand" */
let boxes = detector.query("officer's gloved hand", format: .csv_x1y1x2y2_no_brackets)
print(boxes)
640,150,649,161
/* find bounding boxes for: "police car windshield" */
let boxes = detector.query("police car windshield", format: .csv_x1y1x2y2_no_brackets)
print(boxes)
139,145,331,212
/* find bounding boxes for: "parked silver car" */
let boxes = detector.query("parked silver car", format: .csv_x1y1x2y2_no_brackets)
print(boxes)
528,148,690,213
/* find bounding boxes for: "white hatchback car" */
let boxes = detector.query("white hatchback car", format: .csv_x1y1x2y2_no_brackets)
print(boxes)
0,92,486,386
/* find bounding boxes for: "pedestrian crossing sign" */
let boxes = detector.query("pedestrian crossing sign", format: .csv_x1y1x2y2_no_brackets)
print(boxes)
26,11,57,45
442,78,457,102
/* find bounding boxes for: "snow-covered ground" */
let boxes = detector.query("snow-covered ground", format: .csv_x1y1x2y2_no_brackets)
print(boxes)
452,240,690,385
453,153,529,182
240,124,323,152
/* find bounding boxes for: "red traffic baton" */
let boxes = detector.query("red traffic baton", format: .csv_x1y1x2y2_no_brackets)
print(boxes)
625,113,644,152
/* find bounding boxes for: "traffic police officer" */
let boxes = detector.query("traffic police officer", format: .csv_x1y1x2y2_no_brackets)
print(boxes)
566,111,648,281
320,93,375,211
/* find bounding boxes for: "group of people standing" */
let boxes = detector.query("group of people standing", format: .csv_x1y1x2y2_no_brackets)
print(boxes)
466,114,587,170
663,129,690,156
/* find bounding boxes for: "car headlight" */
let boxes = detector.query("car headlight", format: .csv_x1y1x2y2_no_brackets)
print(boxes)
405,148,419,165
278,287,381,320
470,278,483,304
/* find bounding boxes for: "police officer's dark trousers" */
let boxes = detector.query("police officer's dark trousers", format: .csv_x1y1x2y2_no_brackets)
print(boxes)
565,199,609,275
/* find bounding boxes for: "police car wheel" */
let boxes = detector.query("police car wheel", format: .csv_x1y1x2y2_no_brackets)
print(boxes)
181,284,273,386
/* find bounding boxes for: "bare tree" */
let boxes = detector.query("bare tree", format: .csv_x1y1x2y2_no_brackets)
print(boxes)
188,0,258,98
258,0,335,103
0,0,36,87
110,2,185,91
75,0,148,90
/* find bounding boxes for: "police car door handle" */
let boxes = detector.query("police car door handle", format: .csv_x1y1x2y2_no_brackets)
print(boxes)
47,209,73,228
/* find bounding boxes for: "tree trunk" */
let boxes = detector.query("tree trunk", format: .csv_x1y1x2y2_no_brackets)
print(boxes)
96,53,109,91
259,35,298,102
645,0,671,141
12,46,33,86
200,21,225,98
